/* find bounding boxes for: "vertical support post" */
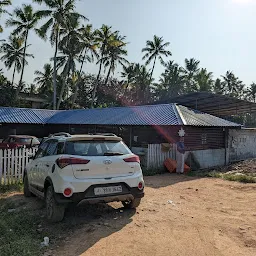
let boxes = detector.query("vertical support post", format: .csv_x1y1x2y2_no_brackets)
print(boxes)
129,126,132,149
224,128,229,165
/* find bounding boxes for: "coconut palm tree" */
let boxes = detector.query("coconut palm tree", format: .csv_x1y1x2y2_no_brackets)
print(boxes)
221,71,245,98
34,63,53,97
101,38,129,86
0,0,11,33
247,83,256,102
91,25,119,107
33,0,87,110
195,68,213,92
142,35,172,80
6,4,39,86
70,24,98,108
56,35,82,109
0,36,33,85
157,60,185,99
183,58,200,92
213,78,223,95
121,63,137,89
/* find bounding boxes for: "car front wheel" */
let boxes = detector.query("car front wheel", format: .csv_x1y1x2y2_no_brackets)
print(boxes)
122,198,141,209
45,186,65,222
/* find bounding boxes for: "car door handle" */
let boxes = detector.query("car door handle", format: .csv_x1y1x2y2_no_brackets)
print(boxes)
45,164,50,167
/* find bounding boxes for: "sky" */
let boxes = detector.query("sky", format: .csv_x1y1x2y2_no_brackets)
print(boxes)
0,0,256,86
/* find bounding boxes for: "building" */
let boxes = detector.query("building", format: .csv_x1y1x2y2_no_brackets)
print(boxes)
0,103,242,169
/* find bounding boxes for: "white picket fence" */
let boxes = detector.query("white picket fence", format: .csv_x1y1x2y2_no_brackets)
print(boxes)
147,144,177,169
0,148,37,185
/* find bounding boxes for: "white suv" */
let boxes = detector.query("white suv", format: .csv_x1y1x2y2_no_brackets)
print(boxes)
23,133,144,222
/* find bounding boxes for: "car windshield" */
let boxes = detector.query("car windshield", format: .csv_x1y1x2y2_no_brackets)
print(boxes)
65,140,130,156
17,138,33,144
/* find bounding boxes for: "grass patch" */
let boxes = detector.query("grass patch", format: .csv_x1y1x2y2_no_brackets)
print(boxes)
187,170,256,183
221,173,255,183
0,183,23,194
0,199,44,256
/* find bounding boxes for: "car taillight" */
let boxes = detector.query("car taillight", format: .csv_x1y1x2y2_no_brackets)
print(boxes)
124,155,140,163
56,157,90,169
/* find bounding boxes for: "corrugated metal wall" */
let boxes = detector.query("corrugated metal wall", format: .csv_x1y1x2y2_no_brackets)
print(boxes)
183,127,225,150
0,123,226,151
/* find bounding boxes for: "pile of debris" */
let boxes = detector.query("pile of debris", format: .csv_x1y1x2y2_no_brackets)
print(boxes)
215,159,256,176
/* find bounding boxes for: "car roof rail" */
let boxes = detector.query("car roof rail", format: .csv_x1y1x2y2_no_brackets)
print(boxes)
48,132,71,138
89,133,117,137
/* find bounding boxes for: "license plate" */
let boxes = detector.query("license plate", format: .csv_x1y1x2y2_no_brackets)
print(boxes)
94,185,122,195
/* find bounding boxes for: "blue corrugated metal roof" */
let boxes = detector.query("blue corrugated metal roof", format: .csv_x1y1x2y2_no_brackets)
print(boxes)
0,104,241,127
0,107,59,124
47,104,182,125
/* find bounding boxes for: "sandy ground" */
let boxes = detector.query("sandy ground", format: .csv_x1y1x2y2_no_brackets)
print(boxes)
44,174,256,256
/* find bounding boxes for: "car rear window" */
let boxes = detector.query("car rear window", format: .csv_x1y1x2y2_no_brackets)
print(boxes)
65,140,131,156
17,138,40,144
17,138,33,144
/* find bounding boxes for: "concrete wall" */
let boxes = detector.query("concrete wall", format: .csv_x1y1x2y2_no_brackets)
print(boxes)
186,149,226,169
229,129,256,162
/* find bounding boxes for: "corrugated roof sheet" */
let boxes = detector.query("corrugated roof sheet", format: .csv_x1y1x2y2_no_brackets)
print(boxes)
47,104,182,125
0,104,241,127
177,105,240,127
0,107,59,124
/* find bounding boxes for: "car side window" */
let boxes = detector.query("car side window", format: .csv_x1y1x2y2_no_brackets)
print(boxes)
2,137,8,143
45,140,58,156
9,137,16,143
35,142,49,159
56,142,64,155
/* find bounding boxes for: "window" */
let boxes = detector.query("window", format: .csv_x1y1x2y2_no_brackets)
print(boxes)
35,142,49,159
56,142,65,155
45,140,58,156
65,140,130,156
201,134,207,145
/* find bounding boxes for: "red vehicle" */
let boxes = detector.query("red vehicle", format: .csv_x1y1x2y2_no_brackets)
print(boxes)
0,135,40,149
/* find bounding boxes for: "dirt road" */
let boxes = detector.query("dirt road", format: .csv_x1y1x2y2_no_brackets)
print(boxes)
48,174,256,256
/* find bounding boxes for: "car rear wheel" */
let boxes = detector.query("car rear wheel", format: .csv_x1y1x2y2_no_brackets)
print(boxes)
46,186,65,222
23,174,32,197
122,198,141,209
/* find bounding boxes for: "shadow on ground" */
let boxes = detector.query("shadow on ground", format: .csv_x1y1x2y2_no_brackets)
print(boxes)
144,172,202,189
0,193,135,256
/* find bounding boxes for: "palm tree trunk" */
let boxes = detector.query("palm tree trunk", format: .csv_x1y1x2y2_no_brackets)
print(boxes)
79,49,87,73
91,58,103,108
104,65,112,86
146,55,157,103
70,49,87,109
11,63,16,86
57,63,70,110
53,32,59,110
19,30,28,87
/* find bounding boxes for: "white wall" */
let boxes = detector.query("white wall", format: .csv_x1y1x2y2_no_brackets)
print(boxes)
229,129,256,162
186,149,226,169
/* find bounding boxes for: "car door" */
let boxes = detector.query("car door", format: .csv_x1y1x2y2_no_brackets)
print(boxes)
30,141,49,190
37,139,59,189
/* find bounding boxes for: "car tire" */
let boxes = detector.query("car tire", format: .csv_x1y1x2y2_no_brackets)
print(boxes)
45,186,65,223
122,198,141,209
23,174,32,197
